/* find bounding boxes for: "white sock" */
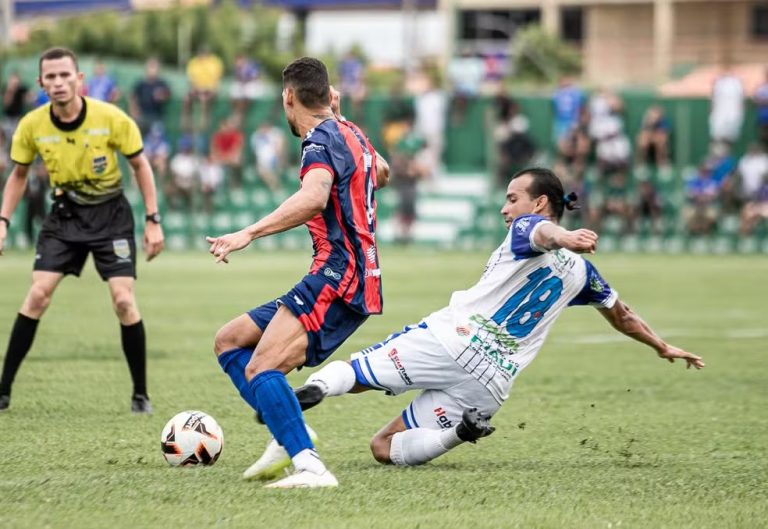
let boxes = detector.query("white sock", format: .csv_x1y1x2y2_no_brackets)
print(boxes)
389,427,464,466
305,360,356,396
291,448,327,475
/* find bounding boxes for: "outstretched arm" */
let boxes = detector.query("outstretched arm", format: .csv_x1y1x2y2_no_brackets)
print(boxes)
206,168,333,263
598,300,705,369
534,222,598,254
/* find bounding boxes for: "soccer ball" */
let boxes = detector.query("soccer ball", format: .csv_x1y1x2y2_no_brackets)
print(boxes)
160,410,224,466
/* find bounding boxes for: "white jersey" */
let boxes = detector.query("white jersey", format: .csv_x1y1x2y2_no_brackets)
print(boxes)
423,214,618,403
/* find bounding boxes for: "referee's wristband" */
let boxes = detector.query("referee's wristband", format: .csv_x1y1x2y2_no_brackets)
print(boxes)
0,216,9,229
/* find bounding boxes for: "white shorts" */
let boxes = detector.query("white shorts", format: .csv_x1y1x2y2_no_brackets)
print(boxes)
350,323,500,431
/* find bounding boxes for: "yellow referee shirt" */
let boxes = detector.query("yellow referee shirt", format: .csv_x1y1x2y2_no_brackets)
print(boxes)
11,97,143,205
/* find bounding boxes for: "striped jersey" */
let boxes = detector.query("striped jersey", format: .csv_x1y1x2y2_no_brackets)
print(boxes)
423,214,618,403
299,119,382,315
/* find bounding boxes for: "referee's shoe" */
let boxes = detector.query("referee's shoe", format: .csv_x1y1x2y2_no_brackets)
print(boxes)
131,394,153,414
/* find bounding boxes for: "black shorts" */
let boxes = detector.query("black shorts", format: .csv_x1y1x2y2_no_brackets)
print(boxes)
34,194,137,280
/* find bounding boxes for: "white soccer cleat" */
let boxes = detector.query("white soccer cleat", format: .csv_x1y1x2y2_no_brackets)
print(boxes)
263,469,339,489
242,425,318,481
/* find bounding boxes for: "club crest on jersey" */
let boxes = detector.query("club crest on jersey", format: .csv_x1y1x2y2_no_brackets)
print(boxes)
113,239,131,259
92,155,108,175
515,217,531,234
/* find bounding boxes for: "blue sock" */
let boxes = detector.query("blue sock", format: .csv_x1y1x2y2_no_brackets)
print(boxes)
248,370,314,458
217,348,253,402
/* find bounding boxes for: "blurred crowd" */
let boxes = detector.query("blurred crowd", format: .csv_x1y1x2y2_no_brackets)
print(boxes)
2,49,768,244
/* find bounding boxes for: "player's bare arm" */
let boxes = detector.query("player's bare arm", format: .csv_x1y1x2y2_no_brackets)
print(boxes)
0,164,31,256
206,168,334,263
375,152,390,189
534,222,598,254
129,154,164,261
598,301,705,369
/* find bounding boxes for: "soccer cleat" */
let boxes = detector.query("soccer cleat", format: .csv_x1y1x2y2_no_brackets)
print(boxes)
263,469,338,489
243,425,319,481
255,383,326,424
455,407,495,443
0,395,9,412
131,394,153,415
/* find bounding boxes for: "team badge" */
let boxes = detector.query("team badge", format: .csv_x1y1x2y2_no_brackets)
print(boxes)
92,155,108,175
113,239,131,259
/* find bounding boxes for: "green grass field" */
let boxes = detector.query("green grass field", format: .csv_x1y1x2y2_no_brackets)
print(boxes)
0,249,766,529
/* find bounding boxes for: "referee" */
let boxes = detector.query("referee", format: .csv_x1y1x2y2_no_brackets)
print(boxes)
0,47,165,413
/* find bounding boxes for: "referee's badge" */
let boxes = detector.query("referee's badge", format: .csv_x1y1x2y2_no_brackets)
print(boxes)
92,155,108,175
113,239,131,259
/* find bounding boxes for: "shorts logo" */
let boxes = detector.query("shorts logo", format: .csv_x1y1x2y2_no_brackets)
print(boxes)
323,267,342,281
92,155,108,175
387,348,412,386
113,239,131,259
434,407,453,429
366,246,377,263
293,295,304,306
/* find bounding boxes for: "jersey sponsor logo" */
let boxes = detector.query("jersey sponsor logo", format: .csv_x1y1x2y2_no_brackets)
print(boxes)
455,326,471,336
387,348,412,386
92,155,108,175
433,407,453,429
551,250,576,274
34,135,61,144
112,239,131,260
323,267,342,281
514,217,531,234
301,143,325,165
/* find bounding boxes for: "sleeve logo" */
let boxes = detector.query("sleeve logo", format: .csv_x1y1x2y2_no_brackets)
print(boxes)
515,217,531,234
301,143,325,165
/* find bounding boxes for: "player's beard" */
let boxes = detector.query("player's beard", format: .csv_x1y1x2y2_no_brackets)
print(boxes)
286,115,300,138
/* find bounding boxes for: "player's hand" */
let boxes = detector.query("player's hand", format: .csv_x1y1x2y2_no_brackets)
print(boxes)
143,223,165,262
206,229,252,264
0,222,7,256
558,228,598,254
329,85,342,120
657,344,705,370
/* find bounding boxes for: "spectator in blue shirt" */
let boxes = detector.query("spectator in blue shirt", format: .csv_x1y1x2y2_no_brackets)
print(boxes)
87,60,120,103
552,75,585,144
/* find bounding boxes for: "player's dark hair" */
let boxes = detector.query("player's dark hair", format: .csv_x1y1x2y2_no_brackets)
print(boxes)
282,57,330,109
510,166,579,221
39,47,79,75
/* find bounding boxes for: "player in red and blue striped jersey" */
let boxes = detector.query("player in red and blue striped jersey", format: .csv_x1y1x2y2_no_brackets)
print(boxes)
206,57,389,488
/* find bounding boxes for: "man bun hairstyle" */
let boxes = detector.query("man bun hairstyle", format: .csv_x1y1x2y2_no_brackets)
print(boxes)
39,47,79,75
510,166,579,221
282,57,331,109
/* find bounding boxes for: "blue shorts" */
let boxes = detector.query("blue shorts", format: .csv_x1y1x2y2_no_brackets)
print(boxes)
248,274,369,367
